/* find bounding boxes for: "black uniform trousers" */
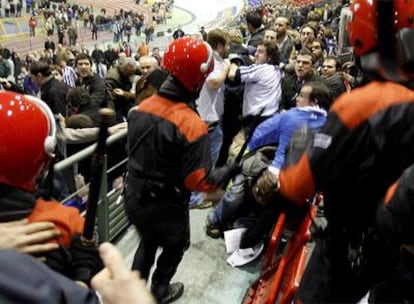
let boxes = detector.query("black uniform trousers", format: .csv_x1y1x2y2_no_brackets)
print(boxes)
125,174,190,287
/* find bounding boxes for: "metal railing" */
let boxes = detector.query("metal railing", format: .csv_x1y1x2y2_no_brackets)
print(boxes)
54,129,129,242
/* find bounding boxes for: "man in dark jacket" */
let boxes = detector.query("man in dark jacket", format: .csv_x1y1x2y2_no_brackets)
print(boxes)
44,36,55,52
105,57,137,122
29,60,68,116
125,37,240,304
104,44,118,70
280,49,323,110
245,11,265,48
75,53,107,108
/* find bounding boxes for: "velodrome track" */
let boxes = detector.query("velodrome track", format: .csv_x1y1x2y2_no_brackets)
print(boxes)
2,0,152,56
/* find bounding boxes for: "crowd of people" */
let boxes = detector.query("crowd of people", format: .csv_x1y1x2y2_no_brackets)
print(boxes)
1,0,414,303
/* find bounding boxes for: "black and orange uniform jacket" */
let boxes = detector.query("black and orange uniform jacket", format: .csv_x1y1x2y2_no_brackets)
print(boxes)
125,76,234,244
0,184,85,275
277,81,414,302
278,81,414,228
377,163,414,244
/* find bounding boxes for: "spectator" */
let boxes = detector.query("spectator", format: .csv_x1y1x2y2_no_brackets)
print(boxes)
29,60,69,116
228,40,283,136
199,26,207,41
105,56,137,122
60,60,77,88
245,11,265,48
137,40,149,58
321,56,347,99
0,55,11,79
91,44,106,78
21,66,39,96
75,53,107,108
66,87,101,126
91,22,98,40
190,28,231,209
281,48,323,110
172,25,185,40
28,16,37,37
44,37,55,53
104,44,117,70
151,47,162,66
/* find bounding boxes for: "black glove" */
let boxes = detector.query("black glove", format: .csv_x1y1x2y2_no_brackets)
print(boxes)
69,233,103,286
218,159,242,189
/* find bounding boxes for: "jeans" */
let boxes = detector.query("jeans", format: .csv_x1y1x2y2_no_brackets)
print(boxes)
189,124,223,207
208,173,247,228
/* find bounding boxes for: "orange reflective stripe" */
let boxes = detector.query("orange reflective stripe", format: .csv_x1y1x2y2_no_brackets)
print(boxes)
139,96,208,142
384,181,399,207
184,168,217,192
279,154,315,207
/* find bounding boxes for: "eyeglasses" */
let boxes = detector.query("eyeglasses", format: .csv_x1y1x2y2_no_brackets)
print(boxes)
322,65,334,68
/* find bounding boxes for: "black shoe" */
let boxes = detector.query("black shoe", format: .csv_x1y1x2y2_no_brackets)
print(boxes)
152,282,184,304
205,217,223,239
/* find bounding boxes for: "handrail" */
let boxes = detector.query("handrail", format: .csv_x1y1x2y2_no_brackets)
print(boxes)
54,129,127,173
54,128,128,242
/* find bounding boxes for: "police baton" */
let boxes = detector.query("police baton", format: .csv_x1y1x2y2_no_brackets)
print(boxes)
81,108,115,245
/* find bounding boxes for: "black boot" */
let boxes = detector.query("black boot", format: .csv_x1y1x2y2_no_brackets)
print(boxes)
151,282,184,304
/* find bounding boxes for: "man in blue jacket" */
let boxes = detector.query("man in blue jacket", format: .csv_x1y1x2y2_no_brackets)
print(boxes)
206,81,331,240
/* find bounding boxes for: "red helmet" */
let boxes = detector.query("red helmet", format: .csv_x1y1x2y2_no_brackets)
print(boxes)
348,0,414,56
162,37,214,93
348,0,414,79
0,92,56,192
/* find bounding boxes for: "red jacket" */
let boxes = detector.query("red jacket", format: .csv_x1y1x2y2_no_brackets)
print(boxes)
28,20,37,28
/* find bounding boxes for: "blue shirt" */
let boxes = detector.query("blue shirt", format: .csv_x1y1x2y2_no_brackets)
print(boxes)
248,106,327,171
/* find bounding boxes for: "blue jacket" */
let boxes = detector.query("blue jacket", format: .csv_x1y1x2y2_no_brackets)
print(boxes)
248,106,327,171
23,75,39,96
0,250,99,304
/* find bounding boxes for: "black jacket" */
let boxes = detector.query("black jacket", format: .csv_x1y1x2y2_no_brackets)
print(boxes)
125,76,237,242
41,76,69,115
77,74,107,108
280,71,323,110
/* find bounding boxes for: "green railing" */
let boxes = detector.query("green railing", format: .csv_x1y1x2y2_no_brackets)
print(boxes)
54,129,128,242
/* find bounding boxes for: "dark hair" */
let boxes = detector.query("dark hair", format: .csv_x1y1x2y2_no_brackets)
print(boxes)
298,48,316,64
207,29,229,49
305,80,333,110
246,11,262,29
324,55,341,70
67,87,91,108
300,23,317,37
75,53,92,65
66,114,95,128
29,61,51,77
259,40,280,65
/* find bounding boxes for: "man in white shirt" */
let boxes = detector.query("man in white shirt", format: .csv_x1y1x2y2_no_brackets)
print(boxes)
228,40,283,136
190,28,231,209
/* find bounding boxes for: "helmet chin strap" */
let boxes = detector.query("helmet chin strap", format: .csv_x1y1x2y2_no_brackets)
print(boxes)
200,42,214,73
